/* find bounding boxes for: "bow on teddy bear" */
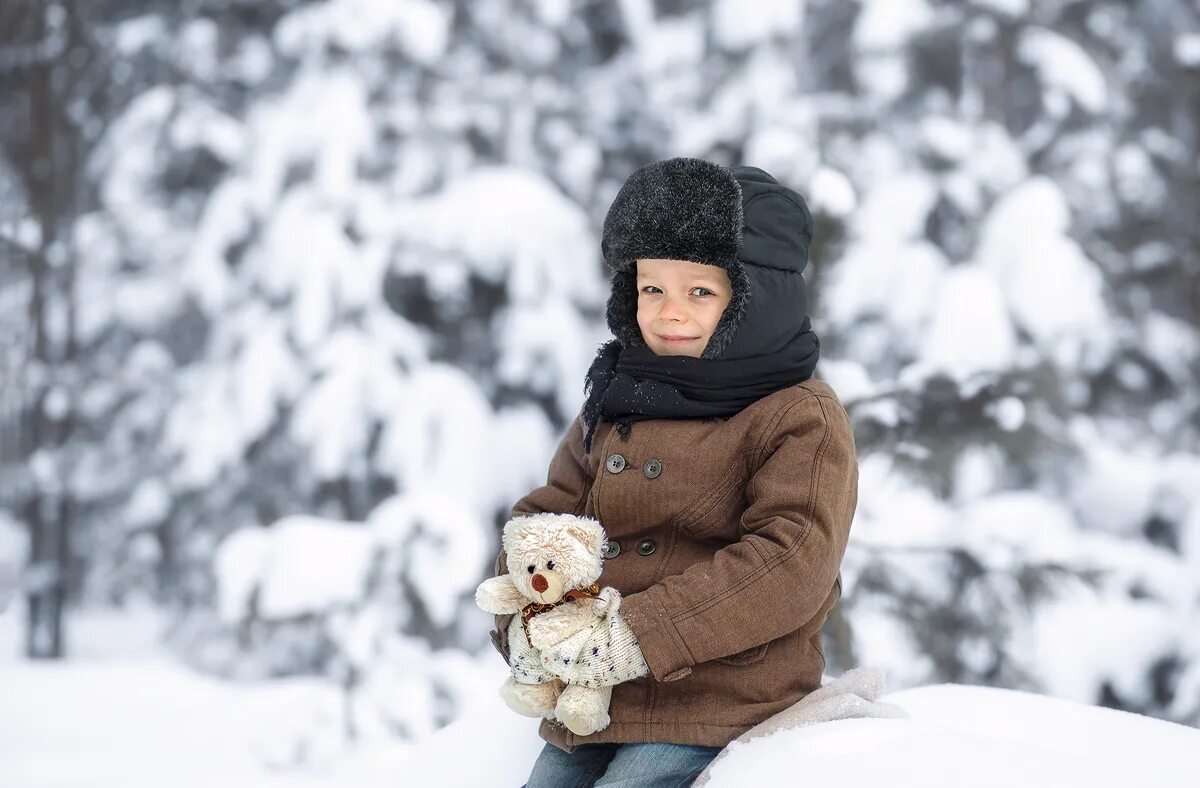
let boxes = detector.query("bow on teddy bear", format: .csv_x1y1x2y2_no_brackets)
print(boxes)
474,512,649,736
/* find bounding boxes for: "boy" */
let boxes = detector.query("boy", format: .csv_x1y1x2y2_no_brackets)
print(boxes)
492,157,858,786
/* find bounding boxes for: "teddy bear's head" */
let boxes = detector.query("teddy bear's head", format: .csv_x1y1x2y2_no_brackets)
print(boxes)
502,513,606,605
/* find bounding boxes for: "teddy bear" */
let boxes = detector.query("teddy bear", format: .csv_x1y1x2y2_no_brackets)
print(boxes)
474,511,619,736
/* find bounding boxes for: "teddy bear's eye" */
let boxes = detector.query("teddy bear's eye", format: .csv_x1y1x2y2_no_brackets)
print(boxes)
527,565,535,573
546,561,555,570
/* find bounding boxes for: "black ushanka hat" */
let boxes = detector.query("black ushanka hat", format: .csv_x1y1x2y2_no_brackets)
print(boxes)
600,157,815,360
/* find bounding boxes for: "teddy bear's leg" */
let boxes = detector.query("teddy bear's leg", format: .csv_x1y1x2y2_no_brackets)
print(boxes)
554,683,614,736
500,676,565,718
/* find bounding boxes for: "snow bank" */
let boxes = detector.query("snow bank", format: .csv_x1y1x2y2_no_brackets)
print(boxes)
400,677,1200,787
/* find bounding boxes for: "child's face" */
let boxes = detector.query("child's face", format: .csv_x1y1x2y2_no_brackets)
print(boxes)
635,258,733,357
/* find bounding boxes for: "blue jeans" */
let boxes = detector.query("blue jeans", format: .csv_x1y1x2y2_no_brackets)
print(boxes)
523,741,723,787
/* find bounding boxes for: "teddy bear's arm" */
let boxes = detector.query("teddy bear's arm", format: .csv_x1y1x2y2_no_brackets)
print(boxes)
527,598,602,650
475,575,528,614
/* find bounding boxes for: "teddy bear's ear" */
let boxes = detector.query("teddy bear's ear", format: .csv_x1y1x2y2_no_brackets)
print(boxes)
501,515,530,554
564,517,605,556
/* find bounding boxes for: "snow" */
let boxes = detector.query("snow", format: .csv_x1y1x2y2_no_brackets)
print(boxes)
825,235,949,365
275,0,451,64
1176,33,1200,67
853,0,933,51
113,14,166,55
1018,28,1108,114
807,166,857,218
217,516,376,621
827,169,1116,383
178,18,220,83
921,264,1017,375
3,597,1195,788
986,395,1026,431
123,479,171,530
920,116,975,162
0,510,25,614
215,526,272,624
94,86,190,268
290,329,402,480
744,121,822,187
375,364,500,505
975,177,1112,370
969,0,1029,17
729,683,1196,786
1029,577,1184,706
841,441,1200,716
231,66,376,218
635,16,705,74
403,677,1200,787
366,491,492,629
164,356,287,490
711,0,804,51
0,656,411,788
390,165,604,304
1063,425,1162,538
231,36,274,85
256,191,380,344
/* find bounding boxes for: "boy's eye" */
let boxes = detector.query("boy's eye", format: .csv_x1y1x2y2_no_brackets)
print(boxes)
546,561,555,570
639,285,715,296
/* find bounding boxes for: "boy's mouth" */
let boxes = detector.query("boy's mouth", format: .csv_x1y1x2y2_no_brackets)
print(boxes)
659,335,698,344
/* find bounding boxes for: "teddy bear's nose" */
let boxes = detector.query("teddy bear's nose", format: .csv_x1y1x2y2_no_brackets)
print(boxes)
531,574,548,593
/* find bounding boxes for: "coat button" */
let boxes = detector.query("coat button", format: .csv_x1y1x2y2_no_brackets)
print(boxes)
606,454,626,473
643,458,662,479
636,539,656,556
601,541,621,559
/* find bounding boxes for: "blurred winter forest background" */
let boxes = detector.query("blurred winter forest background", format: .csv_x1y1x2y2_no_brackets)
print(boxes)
1,0,1199,774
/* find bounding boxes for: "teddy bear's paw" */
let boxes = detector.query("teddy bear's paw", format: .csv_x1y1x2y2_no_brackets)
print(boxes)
527,613,579,651
475,576,526,615
528,601,601,651
555,686,612,736
593,586,622,616
499,677,564,718
557,703,611,737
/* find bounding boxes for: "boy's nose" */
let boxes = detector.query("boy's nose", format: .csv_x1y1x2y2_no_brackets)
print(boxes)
659,299,687,321
531,574,548,593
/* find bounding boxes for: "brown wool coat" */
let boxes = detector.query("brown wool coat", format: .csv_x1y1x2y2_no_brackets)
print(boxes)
489,378,859,753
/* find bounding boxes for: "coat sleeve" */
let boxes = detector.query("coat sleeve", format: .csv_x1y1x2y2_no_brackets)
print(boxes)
619,391,858,682
488,411,596,664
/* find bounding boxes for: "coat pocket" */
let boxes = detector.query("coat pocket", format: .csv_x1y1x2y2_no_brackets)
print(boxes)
714,641,770,666
675,471,746,538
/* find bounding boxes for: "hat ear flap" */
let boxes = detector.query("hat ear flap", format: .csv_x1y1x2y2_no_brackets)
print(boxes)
604,268,644,348
699,260,751,359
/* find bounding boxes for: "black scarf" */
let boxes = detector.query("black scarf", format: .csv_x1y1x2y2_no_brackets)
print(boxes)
581,317,821,453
